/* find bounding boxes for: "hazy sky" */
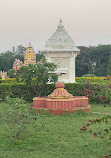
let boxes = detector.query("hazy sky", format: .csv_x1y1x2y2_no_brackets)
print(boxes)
0,0,111,53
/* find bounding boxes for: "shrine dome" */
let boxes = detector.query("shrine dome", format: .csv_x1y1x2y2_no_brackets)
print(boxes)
45,19,75,50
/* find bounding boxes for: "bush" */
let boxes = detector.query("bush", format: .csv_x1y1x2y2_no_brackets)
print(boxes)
3,97,38,142
7,69,16,78
82,74,97,77
79,83,111,104
0,82,111,104
75,77,107,84
0,83,82,101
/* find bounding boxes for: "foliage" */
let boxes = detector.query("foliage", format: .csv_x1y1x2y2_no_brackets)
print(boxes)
1,77,111,104
0,44,27,72
0,83,81,101
0,78,16,83
0,44,111,76
16,59,58,96
79,115,111,158
0,44,111,77
3,97,37,142
15,45,26,55
3,76,108,84
76,46,93,76
79,82,111,104
0,50,24,72
76,77,108,83
107,53,111,76
0,51,15,71
82,74,96,77
36,53,44,62
14,53,24,63
8,69,16,78
76,45,111,77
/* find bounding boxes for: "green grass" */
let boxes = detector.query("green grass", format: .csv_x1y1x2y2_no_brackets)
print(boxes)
0,101,111,158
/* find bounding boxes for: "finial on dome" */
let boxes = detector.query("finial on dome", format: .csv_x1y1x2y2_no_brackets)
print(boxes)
59,18,62,23
58,19,64,28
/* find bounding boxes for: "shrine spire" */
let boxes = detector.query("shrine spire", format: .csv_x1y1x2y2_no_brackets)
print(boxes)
58,19,64,29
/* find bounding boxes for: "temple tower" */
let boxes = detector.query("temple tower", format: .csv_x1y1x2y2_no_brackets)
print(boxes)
40,19,80,83
24,43,36,65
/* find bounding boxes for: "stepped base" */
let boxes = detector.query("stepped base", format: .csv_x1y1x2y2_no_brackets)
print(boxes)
33,105,91,115
33,96,91,115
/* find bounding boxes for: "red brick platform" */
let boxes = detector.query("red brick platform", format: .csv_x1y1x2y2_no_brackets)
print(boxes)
33,82,91,115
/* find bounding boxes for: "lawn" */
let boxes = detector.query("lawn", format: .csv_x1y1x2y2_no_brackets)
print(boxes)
0,101,111,158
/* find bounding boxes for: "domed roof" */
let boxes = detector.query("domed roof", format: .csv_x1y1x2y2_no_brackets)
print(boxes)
46,19,75,49
48,82,73,98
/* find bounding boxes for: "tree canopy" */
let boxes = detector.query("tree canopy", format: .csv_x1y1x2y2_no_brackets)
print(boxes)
107,52,111,76
76,45,111,76
16,59,58,96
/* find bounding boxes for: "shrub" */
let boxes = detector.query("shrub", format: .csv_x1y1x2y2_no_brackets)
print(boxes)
16,60,58,96
3,97,38,142
0,82,111,104
0,83,82,101
75,77,111,87
76,77,105,83
7,69,16,78
0,78,17,84
79,115,111,157
82,74,97,77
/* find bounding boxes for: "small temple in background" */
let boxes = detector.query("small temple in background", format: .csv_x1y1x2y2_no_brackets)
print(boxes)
23,43,36,66
0,71,7,80
12,43,36,73
13,59,23,72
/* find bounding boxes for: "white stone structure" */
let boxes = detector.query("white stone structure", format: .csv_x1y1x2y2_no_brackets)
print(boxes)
40,19,80,83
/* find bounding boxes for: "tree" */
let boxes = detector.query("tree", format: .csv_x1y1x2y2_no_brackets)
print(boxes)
88,45,111,76
36,53,44,63
76,45,111,77
16,58,58,96
107,53,111,76
0,51,15,71
0,45,25,72
15,45,26,55
14,54,24,63
4,97,37,142
8,69,16,78
76,46,93,76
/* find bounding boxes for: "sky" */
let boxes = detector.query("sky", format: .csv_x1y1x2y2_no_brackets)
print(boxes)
0,0,111,53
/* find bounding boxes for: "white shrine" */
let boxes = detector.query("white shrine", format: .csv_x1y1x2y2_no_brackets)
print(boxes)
40,19,80,83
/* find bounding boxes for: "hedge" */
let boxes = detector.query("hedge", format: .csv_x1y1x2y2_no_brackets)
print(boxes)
0,83,83,101
0,78,16,83
0,77,110,85
0,82,111,104
75,77,105,82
